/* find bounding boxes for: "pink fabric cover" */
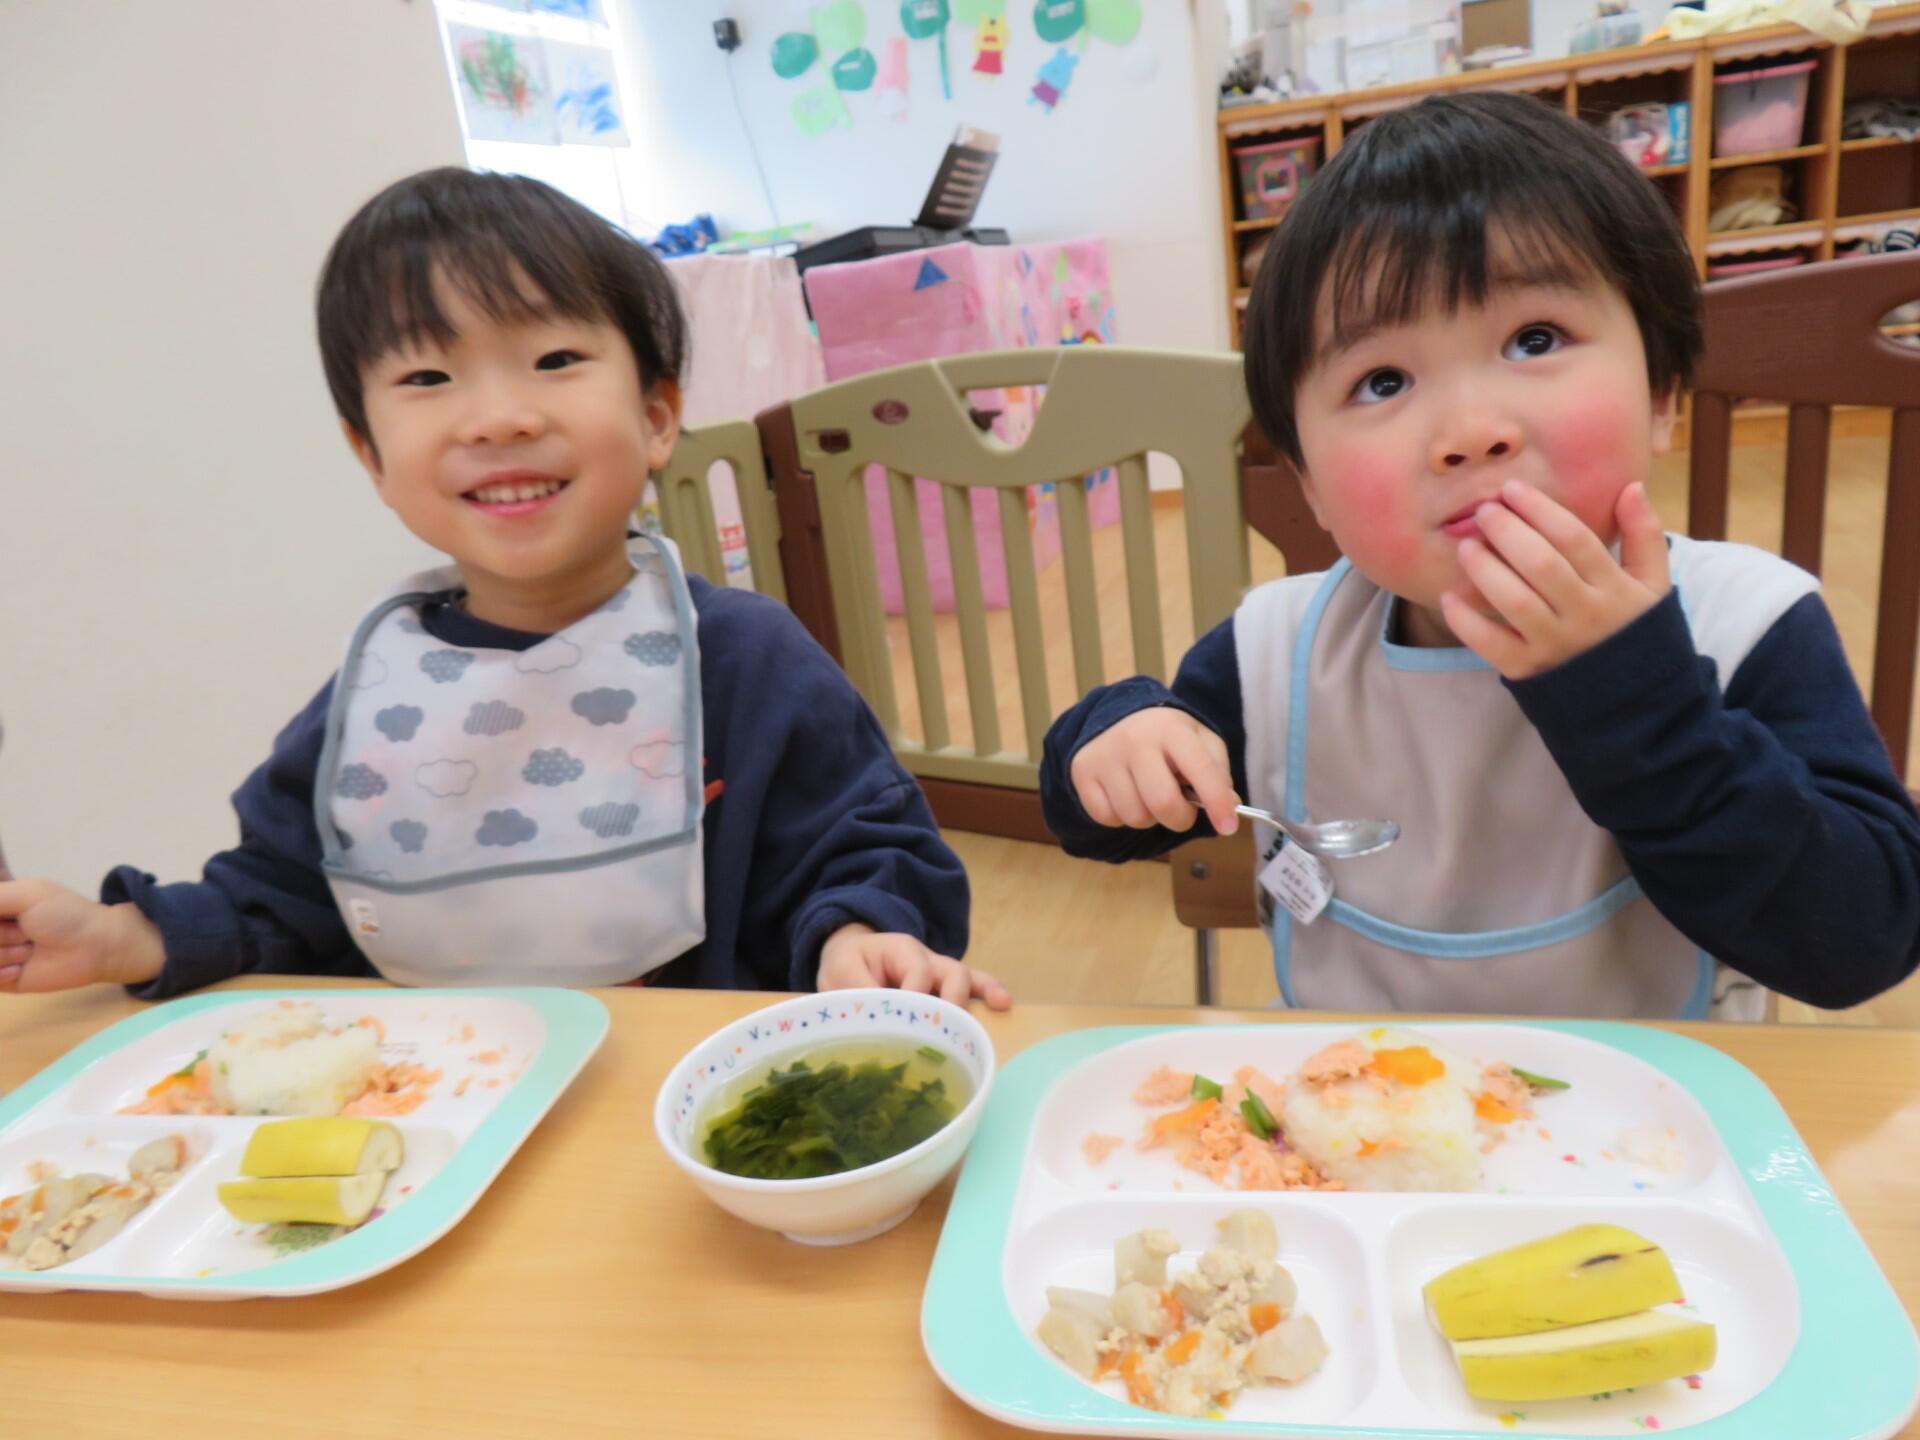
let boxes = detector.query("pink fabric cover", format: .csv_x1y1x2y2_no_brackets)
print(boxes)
804,240,1120,613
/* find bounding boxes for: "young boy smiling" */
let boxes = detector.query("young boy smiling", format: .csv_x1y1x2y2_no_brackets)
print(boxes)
1043,94,1920,1018
0,168,1004,1009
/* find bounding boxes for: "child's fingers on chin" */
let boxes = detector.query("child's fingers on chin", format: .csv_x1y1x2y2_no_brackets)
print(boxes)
1459,540,1551,629
1442,592,1524,669
1501,482,1615,575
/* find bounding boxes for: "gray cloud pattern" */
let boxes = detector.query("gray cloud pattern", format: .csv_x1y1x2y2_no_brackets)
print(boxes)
335,764,388,801
524,748,585,786
375,705,424,742
421,650,476,684
624,631,681,667
464,700,526,737
571,687,636,726
476,809,539,847
390,819,428,853
580,801,641,839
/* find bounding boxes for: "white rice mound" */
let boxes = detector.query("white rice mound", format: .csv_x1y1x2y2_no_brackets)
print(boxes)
1280,1027,1482,1192
207,1003,380,1117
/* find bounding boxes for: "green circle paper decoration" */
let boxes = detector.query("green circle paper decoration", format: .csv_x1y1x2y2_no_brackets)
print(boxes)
832,47,879,91
813,0,867,56
771,1,874,130
1032,0,1084,43
1087,0,1141,44
901,0,951,37
1033,0,1139,46
771,32,819,79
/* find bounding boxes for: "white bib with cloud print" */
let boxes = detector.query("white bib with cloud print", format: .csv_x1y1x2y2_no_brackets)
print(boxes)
315,534,704,987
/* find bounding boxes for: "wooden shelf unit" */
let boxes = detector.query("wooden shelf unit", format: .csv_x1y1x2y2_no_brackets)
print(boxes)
1216,2,1920,345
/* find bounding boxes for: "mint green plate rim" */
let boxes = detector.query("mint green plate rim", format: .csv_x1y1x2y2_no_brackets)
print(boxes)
0,987,609,1297
922,1020,1920,1439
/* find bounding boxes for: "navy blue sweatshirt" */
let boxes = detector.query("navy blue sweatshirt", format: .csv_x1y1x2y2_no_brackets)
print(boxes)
1041,589,1920,1012
107,575,969,999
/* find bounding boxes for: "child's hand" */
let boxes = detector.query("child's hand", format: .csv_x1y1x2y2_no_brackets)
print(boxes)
1441,479,1670,680
817,923,1012,1010
1069,706,1239,835
0,880,166,993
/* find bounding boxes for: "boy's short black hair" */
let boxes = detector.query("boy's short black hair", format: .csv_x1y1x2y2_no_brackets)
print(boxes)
1243,91,1701,467
317,167,687,443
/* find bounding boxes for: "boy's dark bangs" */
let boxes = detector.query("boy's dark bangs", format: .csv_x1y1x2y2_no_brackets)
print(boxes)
1318,198,1607,361
358,227,607,363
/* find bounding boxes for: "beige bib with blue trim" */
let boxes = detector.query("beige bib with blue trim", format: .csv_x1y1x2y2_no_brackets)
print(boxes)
1234,535,1816,1021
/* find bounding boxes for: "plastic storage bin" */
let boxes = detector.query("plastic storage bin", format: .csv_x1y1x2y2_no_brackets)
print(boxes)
1713,59,1815,157
1235,137,1320,221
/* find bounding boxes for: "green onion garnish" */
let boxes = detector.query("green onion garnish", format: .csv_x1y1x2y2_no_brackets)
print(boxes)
1512,1067,1570,1093
1241,1091,1278,1141
1191,1074,1223,1101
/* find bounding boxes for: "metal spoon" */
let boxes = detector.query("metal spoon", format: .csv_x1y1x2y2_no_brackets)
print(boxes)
1182,784,1399,860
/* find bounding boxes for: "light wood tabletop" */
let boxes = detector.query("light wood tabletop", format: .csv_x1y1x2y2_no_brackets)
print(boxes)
2,979,1917,1439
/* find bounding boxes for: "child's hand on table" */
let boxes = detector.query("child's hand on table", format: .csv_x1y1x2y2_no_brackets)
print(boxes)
1069,706,1240,835
817,922,1012,1010
0,879,166,994
1442,479,1671,681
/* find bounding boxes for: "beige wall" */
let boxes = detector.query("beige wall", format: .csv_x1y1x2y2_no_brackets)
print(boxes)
1,1,464,888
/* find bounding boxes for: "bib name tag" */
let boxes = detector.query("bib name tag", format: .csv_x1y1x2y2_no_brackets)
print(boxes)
1259,842,1334,925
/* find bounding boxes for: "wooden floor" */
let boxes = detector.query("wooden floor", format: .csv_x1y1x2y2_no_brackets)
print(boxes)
882,429,1920,1027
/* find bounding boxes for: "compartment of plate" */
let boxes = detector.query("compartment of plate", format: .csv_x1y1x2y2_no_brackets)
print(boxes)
1030,1025,1722,1199
1384,1199,1797,1433
1008,1196,1381,1426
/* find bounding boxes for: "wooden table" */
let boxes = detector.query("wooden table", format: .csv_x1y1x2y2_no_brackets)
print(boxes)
3,980,1918,1438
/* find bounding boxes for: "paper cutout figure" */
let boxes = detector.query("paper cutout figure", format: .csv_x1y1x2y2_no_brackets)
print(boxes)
1029,45,1078,110
973,15,1009,72
877,34,911,121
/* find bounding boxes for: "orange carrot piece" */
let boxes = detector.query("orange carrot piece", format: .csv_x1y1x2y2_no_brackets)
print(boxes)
1249,1302,1282,1334
143,1072,196,1100
1094,1349,1121,1379
1357,1139,1379,1157
1366,1045,1445,1086
1164,1330,1202,1365
1159,1288,1184,1328
1475,1092,1519,1124
1136,1098,1213,1159
1120,1349,1156,1407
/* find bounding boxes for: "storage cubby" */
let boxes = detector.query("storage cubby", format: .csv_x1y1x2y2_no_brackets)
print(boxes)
1214,6,1920,343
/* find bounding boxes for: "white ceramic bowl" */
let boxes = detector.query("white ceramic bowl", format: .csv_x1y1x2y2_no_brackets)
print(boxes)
653,989,996,1245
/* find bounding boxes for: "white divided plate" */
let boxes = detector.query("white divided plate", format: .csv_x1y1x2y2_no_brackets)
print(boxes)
923,1021,1919,1439
0,987,607,1299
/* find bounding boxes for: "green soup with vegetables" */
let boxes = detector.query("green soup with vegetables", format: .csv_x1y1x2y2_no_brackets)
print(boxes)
696,1040,970,1180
